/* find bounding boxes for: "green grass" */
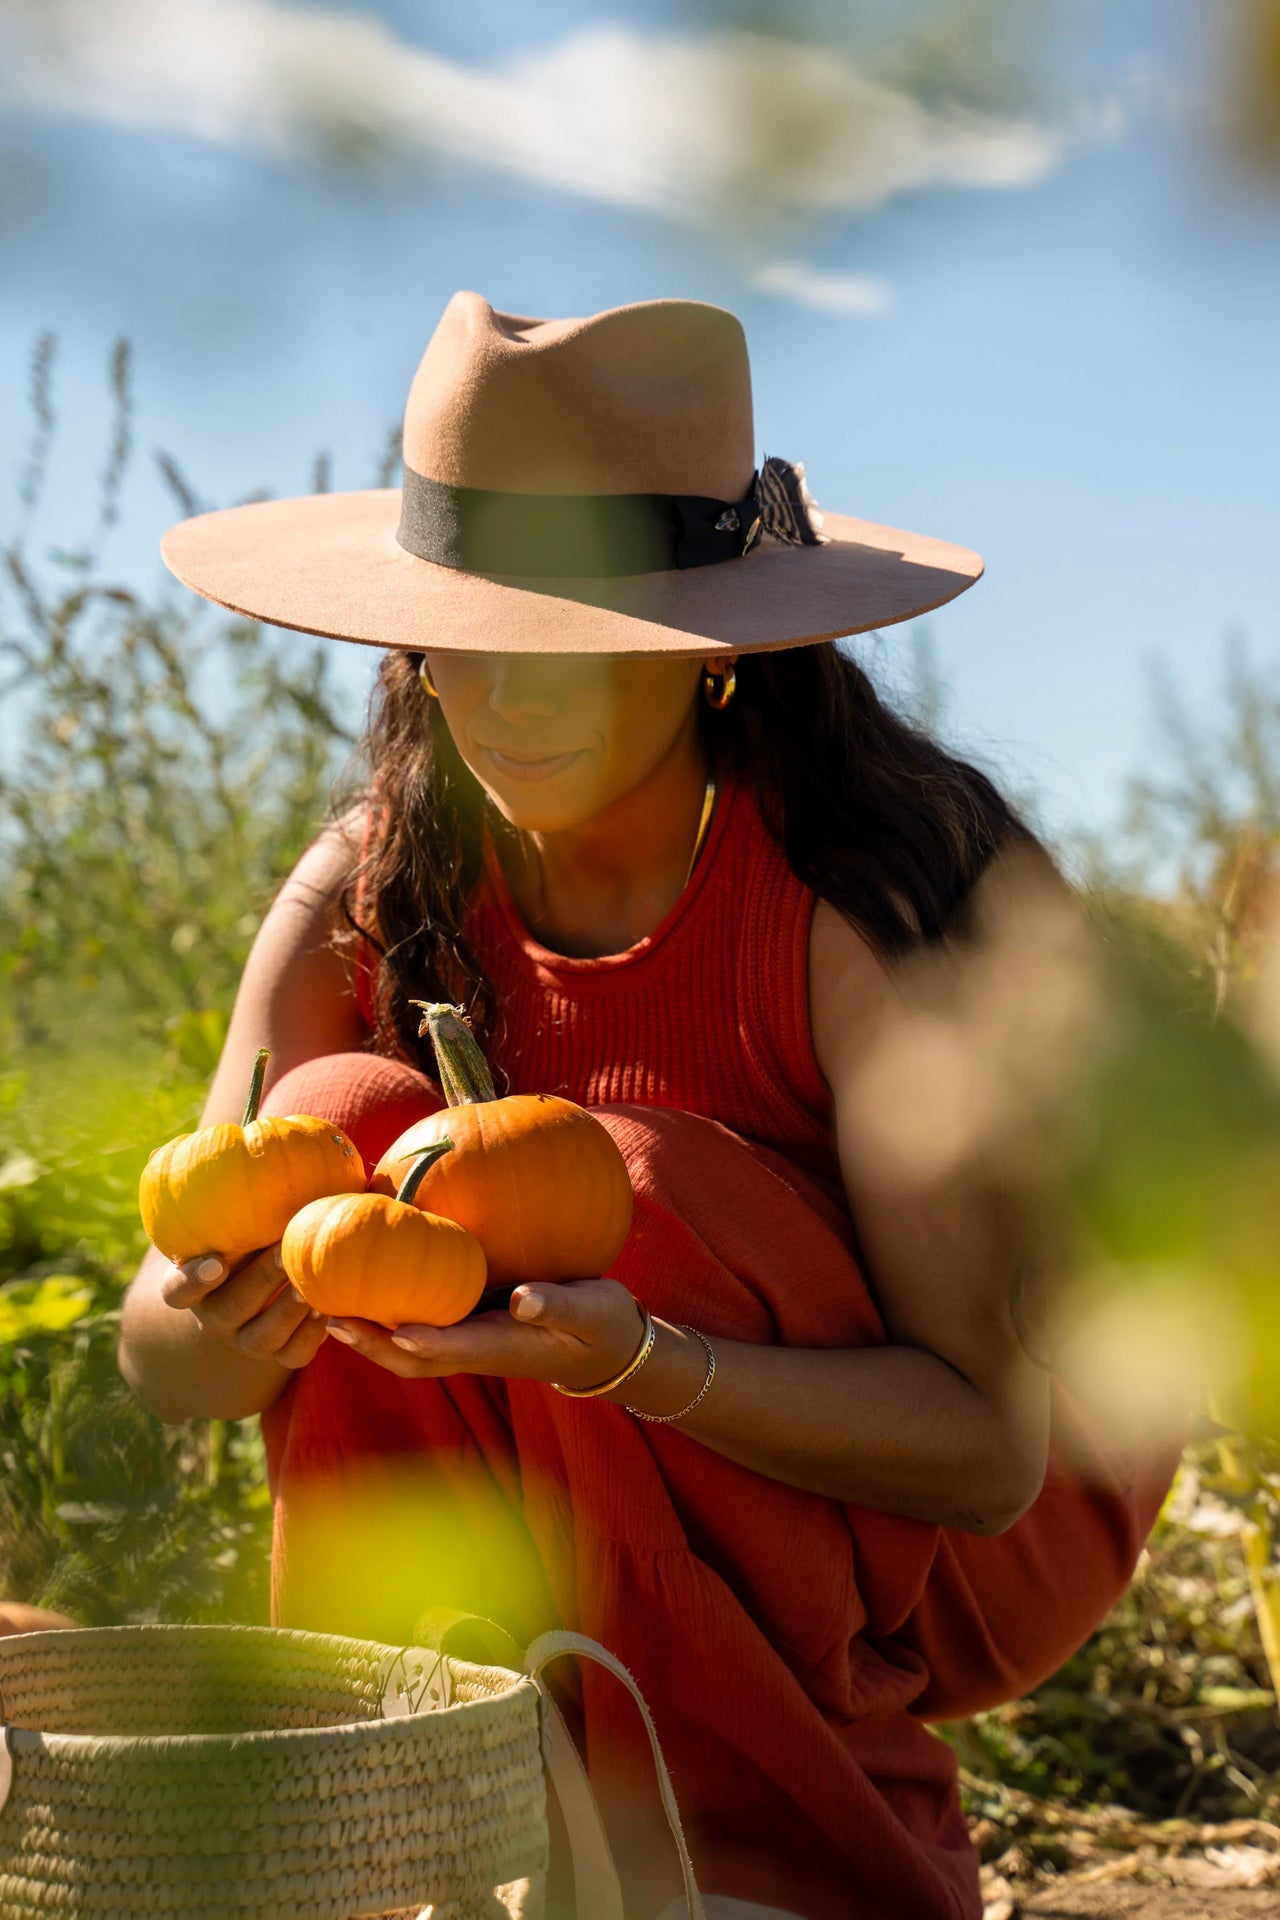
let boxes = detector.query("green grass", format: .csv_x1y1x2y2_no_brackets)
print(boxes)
0,1033,272,1625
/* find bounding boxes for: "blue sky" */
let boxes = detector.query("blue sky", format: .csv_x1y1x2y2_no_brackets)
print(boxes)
1,0,1277,850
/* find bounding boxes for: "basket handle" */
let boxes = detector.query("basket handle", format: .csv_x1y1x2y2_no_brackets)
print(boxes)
410,1611,704,1920
411,1610,624,1918
524,1629,707,1920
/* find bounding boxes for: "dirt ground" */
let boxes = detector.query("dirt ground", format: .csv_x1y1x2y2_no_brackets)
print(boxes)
976,1803,1280,1919
983,1853,1280,1919
1013,1890,1278,1918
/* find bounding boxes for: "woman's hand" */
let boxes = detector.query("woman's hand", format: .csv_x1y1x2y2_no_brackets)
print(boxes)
325,1277,646,1389
159,1246,330,1372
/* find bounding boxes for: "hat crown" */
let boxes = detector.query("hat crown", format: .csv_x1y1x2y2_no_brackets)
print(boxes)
401,291,756,500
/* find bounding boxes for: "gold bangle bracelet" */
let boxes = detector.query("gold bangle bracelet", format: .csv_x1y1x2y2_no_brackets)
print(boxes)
627,1324,716,1424
551,1302,656,1400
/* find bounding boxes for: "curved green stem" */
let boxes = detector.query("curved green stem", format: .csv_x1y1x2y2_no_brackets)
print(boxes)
395,1138,455,1206
409,1001,498,1107
242,1047,270,1127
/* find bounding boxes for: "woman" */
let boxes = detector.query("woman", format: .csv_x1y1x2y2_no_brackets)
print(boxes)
119,293,1178,1920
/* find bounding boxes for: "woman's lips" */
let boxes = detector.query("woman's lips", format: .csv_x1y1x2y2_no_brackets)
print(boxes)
483,746,583,781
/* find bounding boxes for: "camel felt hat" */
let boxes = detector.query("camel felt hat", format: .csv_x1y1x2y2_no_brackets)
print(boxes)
160,291,984,659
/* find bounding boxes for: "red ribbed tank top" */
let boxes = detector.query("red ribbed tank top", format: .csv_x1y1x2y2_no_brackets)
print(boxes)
353,769,839,1186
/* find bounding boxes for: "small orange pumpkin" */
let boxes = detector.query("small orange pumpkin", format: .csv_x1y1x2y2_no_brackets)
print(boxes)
369,1003,633,1287
283,1140,487,1327
139,1047,366,1264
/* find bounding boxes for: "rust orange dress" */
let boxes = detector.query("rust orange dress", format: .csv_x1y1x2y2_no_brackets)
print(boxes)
259,768,1180,1920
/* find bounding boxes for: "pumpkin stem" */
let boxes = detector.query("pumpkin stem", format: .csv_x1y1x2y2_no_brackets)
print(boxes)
395,1138,455,1207
409,1001,497,1107
242,1047,270,1127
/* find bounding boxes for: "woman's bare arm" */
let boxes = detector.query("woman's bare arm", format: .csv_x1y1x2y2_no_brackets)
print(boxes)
643,885,1050,1533
118,808,371,1424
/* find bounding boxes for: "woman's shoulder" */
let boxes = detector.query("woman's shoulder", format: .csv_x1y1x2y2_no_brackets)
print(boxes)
195,806,374,1128
263,803,379,983
327,797,375,863
806,833,1075,1095
806,899,900,1096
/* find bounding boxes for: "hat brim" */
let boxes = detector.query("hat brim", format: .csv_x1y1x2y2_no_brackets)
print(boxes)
161,489,983,658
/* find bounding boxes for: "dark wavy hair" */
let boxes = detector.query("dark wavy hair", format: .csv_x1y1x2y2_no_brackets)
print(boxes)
335,644,1041,1080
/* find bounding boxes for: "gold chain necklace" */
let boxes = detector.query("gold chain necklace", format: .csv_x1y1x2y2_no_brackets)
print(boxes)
515,771,717,935
683,773,717,888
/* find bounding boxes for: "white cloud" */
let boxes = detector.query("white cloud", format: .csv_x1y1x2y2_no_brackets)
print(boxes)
2,0,1072,228
749,260,895,317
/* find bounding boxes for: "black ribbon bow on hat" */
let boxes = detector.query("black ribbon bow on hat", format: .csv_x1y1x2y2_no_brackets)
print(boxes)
672,456,827,569
397,453,828,577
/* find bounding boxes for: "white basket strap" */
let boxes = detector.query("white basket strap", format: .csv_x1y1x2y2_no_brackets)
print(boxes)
0,1730,11,1817
538,1689,627,1920
524,1629,706,1920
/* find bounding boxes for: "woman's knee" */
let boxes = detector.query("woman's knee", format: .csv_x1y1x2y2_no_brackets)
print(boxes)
260,1050,443,1176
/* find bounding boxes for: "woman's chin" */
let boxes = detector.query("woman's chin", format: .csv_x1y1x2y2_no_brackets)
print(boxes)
475,758,606,831
479,775,606,837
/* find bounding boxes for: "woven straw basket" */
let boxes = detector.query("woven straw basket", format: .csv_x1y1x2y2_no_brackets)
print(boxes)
0,1620,704,1920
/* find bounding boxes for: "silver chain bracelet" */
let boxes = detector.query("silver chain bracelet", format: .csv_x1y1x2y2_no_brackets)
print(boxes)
626,1324,716,1424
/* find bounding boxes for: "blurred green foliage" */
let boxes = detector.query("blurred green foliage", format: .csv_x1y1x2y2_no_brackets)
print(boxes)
941,643,1280,1831
949,1464,1280,1832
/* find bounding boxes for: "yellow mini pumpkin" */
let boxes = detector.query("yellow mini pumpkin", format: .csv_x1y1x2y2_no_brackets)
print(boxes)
370,1003,633,1287
283,1140,487,1327
139,1047,366,1264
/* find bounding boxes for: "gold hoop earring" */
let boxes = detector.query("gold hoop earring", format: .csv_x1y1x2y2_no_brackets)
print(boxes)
703,660,736,710
418,656,439,699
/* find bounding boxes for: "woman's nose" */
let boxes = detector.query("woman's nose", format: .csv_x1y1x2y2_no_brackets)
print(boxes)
485,657,576,718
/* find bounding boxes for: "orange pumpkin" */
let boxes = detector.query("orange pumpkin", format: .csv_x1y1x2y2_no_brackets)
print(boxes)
370,1003,633,1287
139,1047,366,1264
283,1140,487,1327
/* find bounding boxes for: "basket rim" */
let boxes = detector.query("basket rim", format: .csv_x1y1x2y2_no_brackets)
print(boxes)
0,1622,539,1757
0,1622,432,1656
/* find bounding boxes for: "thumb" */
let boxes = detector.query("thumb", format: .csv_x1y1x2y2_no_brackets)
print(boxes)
509,1282,603,1331
510,1284,553,1325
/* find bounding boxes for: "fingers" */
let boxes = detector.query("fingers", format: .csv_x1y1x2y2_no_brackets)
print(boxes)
161,1244,323,1364
182,1249,288,1339
273,1308,331,1371
337,1277,646,1390
159,1253,234,1310
215,1280,320,1360
326,1316,449,1378
327,1308,551,1380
